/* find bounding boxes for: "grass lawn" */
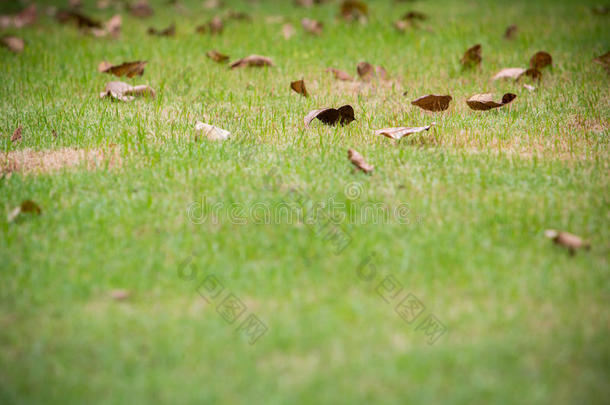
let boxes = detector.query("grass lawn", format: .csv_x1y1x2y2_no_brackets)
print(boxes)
1,0,609,403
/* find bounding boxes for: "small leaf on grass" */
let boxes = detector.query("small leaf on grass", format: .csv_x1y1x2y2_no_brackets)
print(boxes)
340,1,368,22
411,94,452,112
11,126,22,143
466,93,516,111
90,14,121,37
206,49,229,63
544,230,590,255
357,62,387,81
204,0,224,9
348,148,373,174
492,67,526,80
402,11,428,21
148,24,175,36
461,44,481,68
523,84,535,92
8,200,41,223
99,81,155,102
290,79,309,97
56,10,101,28
374,123,435,140
0,5,37,29
301,18,323,35
229,55,274,69
326,67,354,81
130,0,154,18
1,36,25,53
530,51,552,69
504,24,517,39
523,68,542,80
282,23,296,39
196,17,223,34
110,289,131,301
304,105,355,127
195,121,231,141
99,61,147,78
593,51,610,72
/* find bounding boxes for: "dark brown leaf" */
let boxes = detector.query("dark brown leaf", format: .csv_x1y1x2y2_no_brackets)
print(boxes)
99,61,147,78
56,10,102,28
340,1,368,22
530,51,552,69
229,55,274,69
402,11,427,21
197,17,223,34
504,24,517,39
357,61,375,81
11,126,22,143
301,18,323,35
1,36,25,53
7,199,41,222
348,148,373,174
130,0,154,18
374,123,434,140
593,51,610,72
148,24,175,36
290,79,309,97
411,94,452,112
461,44,482,68
591,5,609,15
326,67,354,81
545,230,590,255
304,105,355,127
206,49,229,63
466,93,516,111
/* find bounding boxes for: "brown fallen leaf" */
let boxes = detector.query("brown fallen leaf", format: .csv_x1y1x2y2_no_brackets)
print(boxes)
0,5,37,29
461,44,482,68
196,17,223,34
402,11,428,21
99,61,147,78
224,10,251,21
504,24,517,39
326,67,354,81
90,14,121,38
7,200,41,223
530,51,552,69
282,23,296,39
147,24,175,36
301,18,323,35
304,105,355,127
340,1,368,22
56,10,102,28
593,51,610,72
229,55,274,69
374,123,435,140
411,94,452,112
356,62,388,81
1,36,25,54
11,126,22,143
522,68,542,80
295,0,314,7
544,230,590,255
466,93,516,111
110,289,131,301
348,148,373,174
204,0,224,9
130,0,154,18
206,49,229,63
99,81,155,102
290,79,309,97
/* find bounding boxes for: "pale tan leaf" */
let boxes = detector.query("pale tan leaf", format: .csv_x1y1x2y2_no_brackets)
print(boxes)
229,55,274,69
544,230,590,255
100,81,155,102
1,36,25,53
374,123,434,140
195,121,231,140
301,18,323,35
492,67,526,81
326,67,354,81
282,23,296,39
348,148,373,174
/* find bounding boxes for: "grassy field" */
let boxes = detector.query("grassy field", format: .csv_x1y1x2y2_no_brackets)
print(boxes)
1,0,609,403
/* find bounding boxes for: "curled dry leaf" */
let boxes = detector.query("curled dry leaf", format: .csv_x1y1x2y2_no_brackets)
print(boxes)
206,49,229,63
1,36,25,53
304,105,355,127
130,0,154,18
0,5,37,29
148,24,175,36
195,121,231,141
504,24,517,39
348,148,373,174
411,94,452,112
196,17,223,34
466,93,516,111
99,81,155,102
290,79,309,97
8,200,41,222
544,229,590,255
229,55,274,69
461,44,482,68
326,67,354,81
593,51,610,72
110,289,131,301
340,1,368,22
530,51,552,69
374,123,435,140
11,126,23,143
301,18,323,35
99,61,147,78
282,23,296,39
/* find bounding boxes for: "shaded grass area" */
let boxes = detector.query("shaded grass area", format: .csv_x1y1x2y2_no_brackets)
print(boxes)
1,0,609,403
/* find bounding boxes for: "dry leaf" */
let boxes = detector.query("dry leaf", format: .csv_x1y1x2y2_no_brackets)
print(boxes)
290,79,309,97
304,105,355,127
301,18,323,35
544,230,590,255
326,67,353,81
130,0,154,18
204,0,224,9
340,1,368,22
492,67,526,81
99,61,147,78
374,123,435,140
1,36,25,53
229,55,274,69
295,0,314,7
523,84,535,92
7,200,41,223
530,51,552,69
56,10,102,28
282,23,295,39
224,10,251,21
411,94,452,112
104,14,121,37
206,50,229,63
348,148,373,174
99,81,155,102
593,51,610,72
356,62,387,81
466,93,516,111
504,24,517,39
461,44,482,68
148,24,175,36
97,61,112,72
195,121,231,140
196,17,223,34
522,68,542,80
0,5,37,29
11,126,22,143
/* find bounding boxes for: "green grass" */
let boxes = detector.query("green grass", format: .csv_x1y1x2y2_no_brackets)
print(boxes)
1,0,609,403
